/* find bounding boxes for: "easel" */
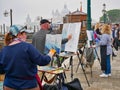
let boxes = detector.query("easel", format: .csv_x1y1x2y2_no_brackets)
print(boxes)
76,43,90,87
38,66,65,90
51,53,76,90
58,52,76,81
76,40,101,79
42,53,72,90
57,50,91,87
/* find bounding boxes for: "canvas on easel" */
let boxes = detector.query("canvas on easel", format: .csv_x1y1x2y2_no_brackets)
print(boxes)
62,22,81,52
44,34,62,54
86,30,94,47
61,23,70,51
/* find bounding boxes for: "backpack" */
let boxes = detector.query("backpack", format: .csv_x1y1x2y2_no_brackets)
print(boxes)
43,78,83,90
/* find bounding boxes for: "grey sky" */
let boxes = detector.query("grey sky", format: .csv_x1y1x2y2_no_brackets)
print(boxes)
0,0,120,25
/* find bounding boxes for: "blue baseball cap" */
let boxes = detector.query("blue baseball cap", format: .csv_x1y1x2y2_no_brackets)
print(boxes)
9,25,31,36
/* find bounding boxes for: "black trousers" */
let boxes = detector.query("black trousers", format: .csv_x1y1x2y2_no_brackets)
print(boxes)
113,38,120,51
100,45,107,71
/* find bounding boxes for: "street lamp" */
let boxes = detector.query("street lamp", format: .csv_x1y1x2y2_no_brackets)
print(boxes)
106,13,111,23
3,9,13,27
87,0,92,30
102,3,107,24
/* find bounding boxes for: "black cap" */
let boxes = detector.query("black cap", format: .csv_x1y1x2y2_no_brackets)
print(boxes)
40,19,50,25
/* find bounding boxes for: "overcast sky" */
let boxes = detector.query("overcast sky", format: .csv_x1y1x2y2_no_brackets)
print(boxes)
0,0,120,26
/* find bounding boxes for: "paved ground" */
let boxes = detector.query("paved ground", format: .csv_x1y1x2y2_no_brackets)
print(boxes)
64,49,120,90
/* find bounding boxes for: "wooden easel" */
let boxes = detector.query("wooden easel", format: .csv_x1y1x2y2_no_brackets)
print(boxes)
76,35,101,79
76,42,90,87
55,49,90,87
58,52,77,81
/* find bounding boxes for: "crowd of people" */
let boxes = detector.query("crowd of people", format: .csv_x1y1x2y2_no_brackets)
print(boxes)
0,18,120,89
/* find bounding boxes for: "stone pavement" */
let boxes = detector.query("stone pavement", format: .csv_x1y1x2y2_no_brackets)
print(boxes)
64,49,120,90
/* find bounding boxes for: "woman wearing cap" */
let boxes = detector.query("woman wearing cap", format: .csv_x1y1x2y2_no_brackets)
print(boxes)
0,25,55,90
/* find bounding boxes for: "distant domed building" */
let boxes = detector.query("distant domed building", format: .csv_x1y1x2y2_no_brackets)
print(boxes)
61,4,70,17
51,4,70,30
52,9,62,24
52,4,70,24
25,14,41,32
25,14,32,30
26,14,31,24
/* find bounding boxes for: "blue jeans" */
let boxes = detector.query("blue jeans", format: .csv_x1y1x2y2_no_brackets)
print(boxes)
105,55,111,74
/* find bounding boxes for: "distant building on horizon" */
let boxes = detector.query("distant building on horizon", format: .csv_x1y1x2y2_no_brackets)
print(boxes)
52,4,70,24
25,14,41,32
24,3,93,32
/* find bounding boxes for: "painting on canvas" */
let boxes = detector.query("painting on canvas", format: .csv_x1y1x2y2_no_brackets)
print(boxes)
61,22,81,52
44,34,62,54
86,30,94,47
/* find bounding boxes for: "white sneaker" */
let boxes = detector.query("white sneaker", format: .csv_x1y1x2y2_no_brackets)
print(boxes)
99,73,108,77
108,73,111,76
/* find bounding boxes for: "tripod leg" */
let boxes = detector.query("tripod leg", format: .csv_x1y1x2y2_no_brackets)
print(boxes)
50,57,54,66
70,56,73,80
77,50,90,87
91,67,92,78
76,47,85,73
94,48,101,65
76,52,81,73
56,54,61,67
54,55,67,89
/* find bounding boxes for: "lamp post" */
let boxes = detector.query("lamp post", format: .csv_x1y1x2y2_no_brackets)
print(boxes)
3,9,13,27
87,0,92,30
106,13,110,23
102,4,107,24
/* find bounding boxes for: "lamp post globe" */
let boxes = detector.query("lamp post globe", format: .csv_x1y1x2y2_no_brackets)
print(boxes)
102,4,106,24
3,9,13,27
